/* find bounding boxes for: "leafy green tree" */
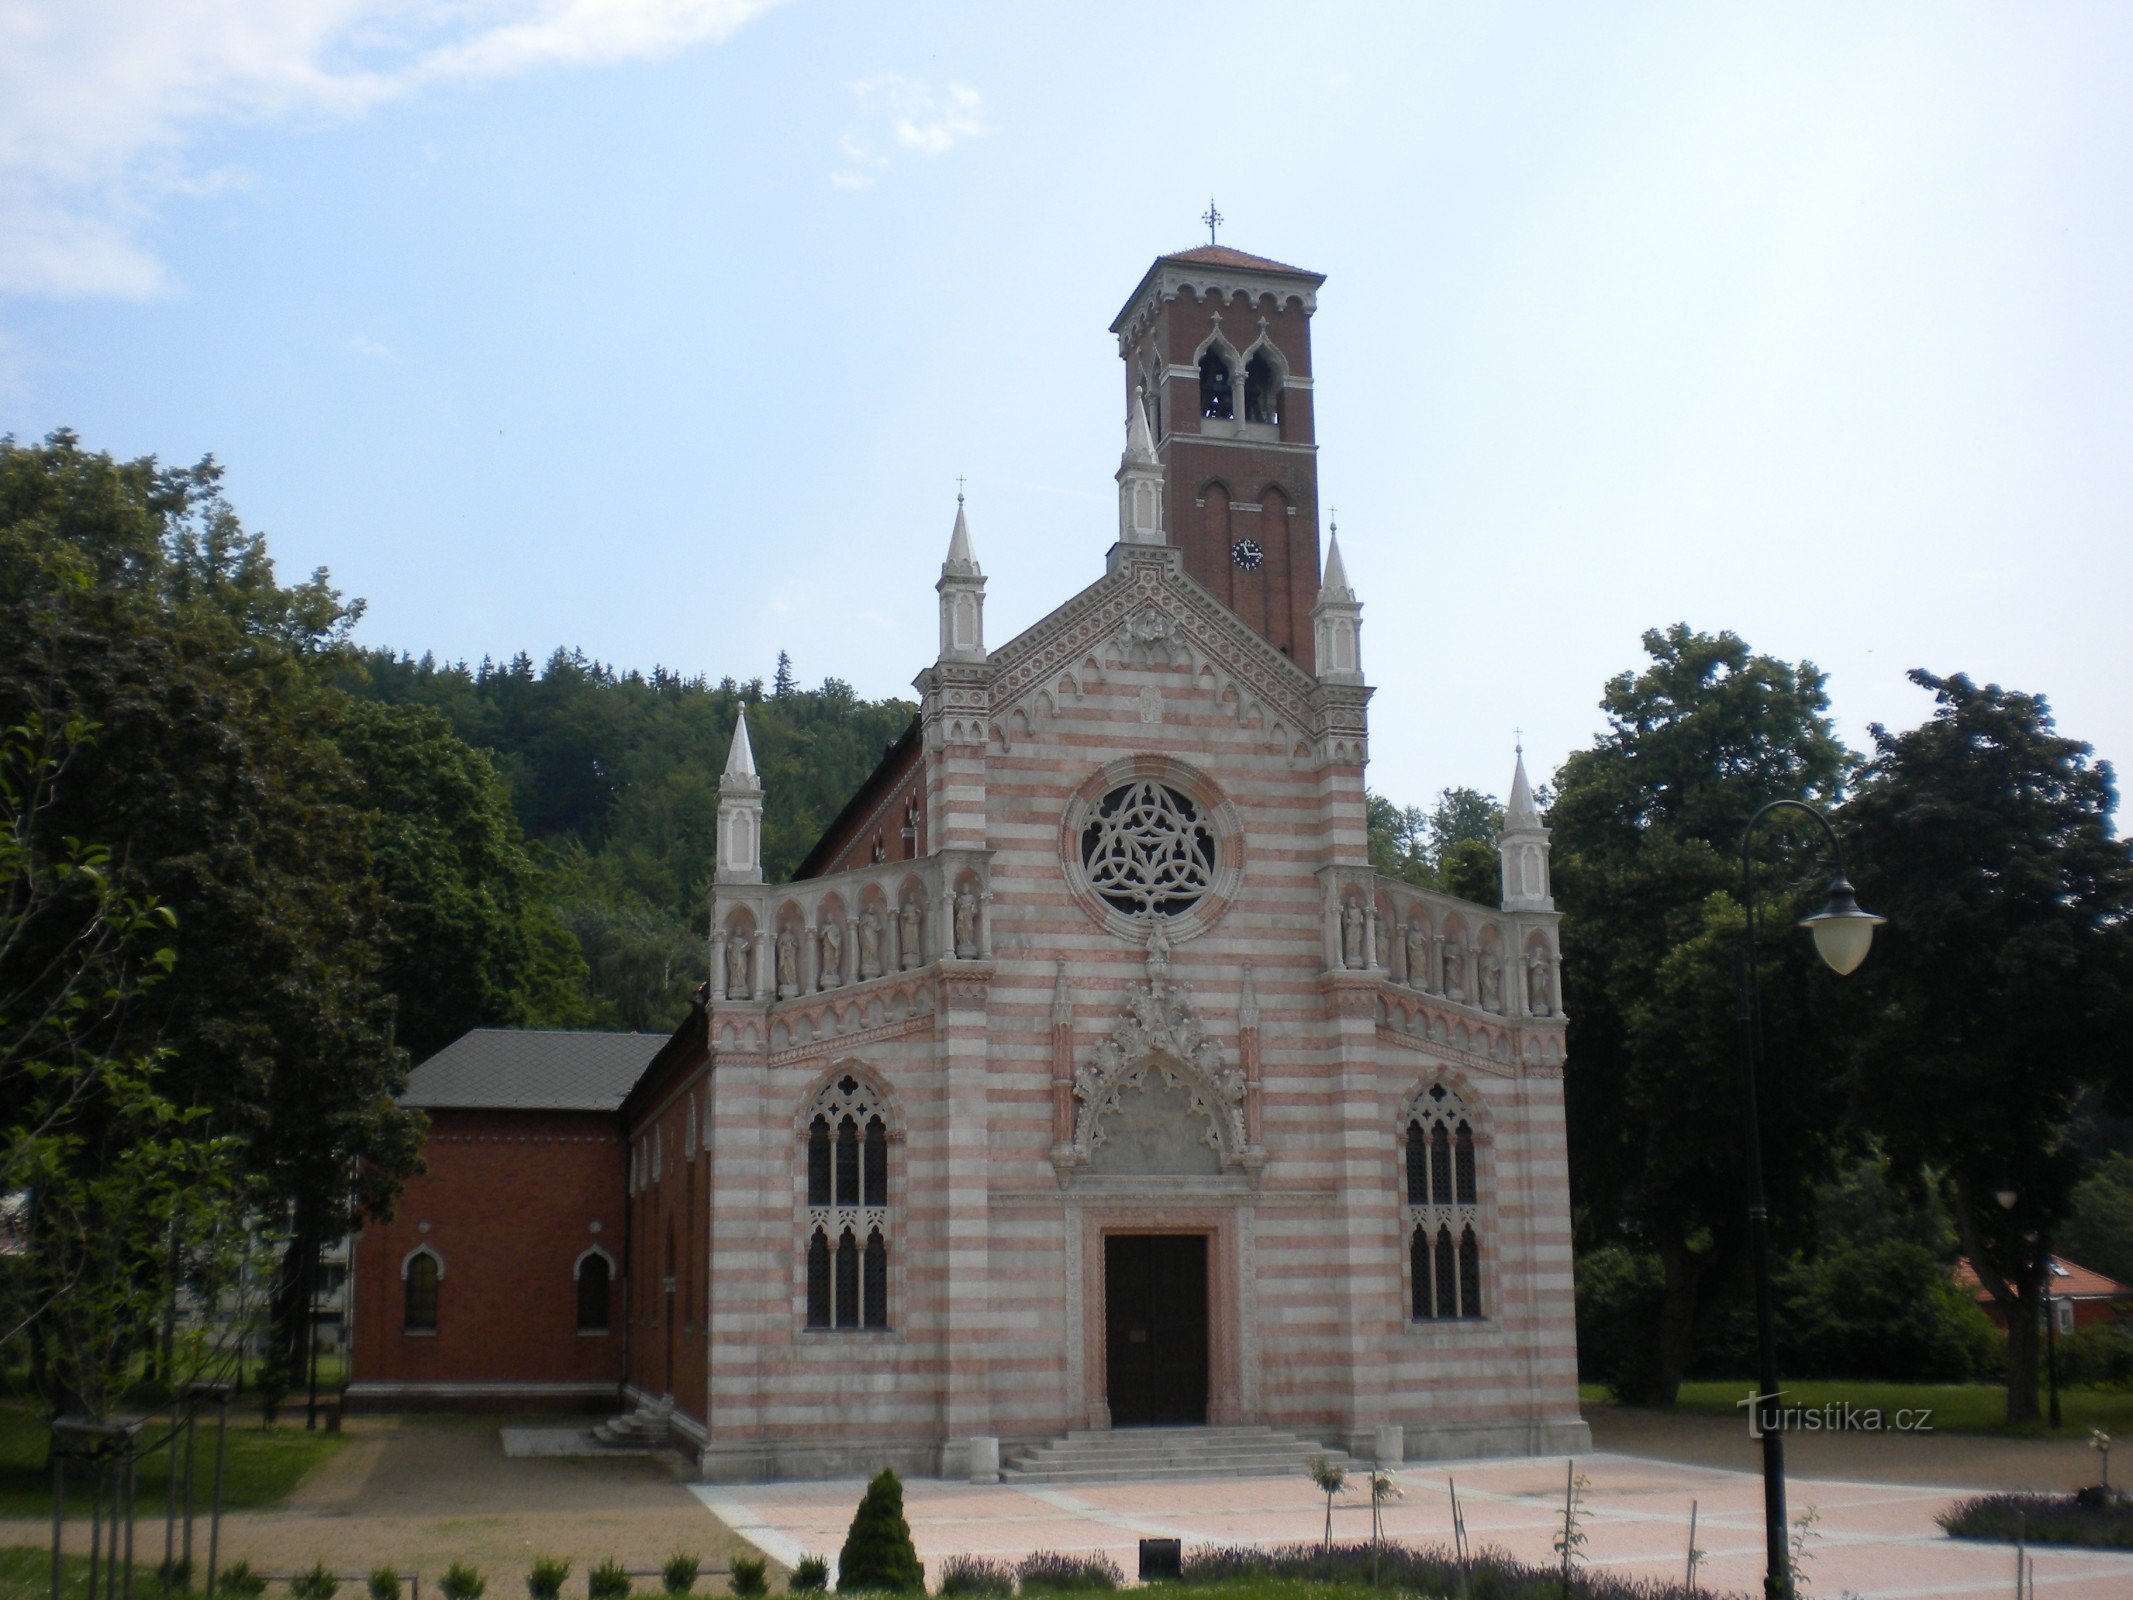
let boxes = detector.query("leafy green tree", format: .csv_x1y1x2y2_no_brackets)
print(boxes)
1366,794,1431,886
0,713,252,1415
2060,1153,2133,1289
333,699,592,1060
1366,787,1502,903
350,650,914,1031
1839,671,2133,1421
1551,624,1852,1401
0,431,423,1377
1427,786,1502,859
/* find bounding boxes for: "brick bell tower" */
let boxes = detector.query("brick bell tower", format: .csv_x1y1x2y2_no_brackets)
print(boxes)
1109,240,1328,671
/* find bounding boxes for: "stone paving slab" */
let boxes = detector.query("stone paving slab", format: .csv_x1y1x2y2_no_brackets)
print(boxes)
692,1452,2133,1599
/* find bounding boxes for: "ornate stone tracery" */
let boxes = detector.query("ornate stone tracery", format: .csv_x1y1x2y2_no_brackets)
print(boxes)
1063,930,1247,1170
1079,780,1219,918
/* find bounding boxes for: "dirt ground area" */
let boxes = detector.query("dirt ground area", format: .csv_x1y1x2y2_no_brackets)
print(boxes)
1586,1403,2103,1491
8,1415,763,1592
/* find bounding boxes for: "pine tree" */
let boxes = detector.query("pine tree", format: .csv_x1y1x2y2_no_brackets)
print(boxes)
835,1469,923,1593
773,651,796,697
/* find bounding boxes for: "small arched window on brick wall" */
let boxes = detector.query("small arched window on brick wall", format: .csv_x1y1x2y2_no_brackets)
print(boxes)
575,1247,613,1333
803,1074,890,1331
403,1247,441,1333
1403,1084,1483,1321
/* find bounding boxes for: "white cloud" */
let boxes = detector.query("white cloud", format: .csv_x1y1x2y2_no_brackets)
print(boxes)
0,0,787,300
833,74,987,187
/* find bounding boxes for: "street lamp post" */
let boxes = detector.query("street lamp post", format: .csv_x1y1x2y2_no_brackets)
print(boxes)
1735,799,1884,1600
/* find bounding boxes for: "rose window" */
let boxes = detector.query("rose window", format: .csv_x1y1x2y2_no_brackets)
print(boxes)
1078,780,1218,917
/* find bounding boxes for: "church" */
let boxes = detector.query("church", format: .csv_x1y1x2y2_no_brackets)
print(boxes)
347,242,1587,1481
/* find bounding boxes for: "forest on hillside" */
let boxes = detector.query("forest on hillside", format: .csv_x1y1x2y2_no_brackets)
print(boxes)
344,649,916,1032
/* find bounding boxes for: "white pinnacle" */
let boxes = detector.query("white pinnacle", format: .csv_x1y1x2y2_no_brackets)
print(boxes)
1124,386,1158,465
1320,530,1353,599
1506,743,1539,828
943,495,980,576
722,705,758,783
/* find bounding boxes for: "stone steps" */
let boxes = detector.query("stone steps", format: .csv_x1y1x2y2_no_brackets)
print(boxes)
591,1397,673,1450
1002,1425,1352,1485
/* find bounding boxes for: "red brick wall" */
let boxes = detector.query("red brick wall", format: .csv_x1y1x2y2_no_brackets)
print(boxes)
1133,286,1322,670
623,1060,712,1427
350,1108,626,1405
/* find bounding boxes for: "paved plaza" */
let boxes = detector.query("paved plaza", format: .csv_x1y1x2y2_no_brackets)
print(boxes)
697,1450,2133,1600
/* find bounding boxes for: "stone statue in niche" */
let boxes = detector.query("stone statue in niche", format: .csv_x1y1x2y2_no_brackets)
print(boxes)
899,901,922,969
1405,922,1429,990
953,890,978,958
1442,941,1466,1003
856,909,883,980
1479,948,1503,1012
818,919,843,989
1341,901,1365,968
775,929,799,999
725,937,750,1001
1144,917,1172,978
1527,953,1554,1016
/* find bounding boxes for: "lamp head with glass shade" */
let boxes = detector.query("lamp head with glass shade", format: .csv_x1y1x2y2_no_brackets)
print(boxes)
1797,872,1885,976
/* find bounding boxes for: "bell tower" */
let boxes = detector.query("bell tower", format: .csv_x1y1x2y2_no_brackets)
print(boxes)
1110,241,1327,670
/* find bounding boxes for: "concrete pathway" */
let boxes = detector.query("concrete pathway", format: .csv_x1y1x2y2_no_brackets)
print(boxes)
694,1452,2133,1599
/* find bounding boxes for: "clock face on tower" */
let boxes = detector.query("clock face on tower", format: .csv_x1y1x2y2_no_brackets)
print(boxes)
1231,538,1265,571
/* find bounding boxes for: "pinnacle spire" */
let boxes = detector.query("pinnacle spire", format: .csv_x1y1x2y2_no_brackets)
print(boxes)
722,705,758,783
1320,529,1352,598
943,493,979,575
1125,385,1157,465
1507,742,1538,827
1310,523,1363,682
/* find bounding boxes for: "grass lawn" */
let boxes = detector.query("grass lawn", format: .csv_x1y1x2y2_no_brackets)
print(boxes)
0,1544,167,1600
0,1404,346,1521
1581,1379,2133,1438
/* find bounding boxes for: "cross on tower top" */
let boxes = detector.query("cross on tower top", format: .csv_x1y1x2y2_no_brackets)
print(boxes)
1201,197,1223,245
956,474,966,503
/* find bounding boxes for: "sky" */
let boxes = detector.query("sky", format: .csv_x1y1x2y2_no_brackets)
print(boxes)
3,1,2129,816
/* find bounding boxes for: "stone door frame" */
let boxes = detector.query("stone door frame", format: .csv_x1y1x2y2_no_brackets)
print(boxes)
1073,1202,1248,1429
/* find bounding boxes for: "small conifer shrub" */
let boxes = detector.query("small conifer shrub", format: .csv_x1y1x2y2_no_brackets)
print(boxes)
291,1563,341,1600
158,1558,192,1593
661,1555,700,1597
442,1564,489,1600
527,1559,571,1600
370,1569,403,1600
836,1469,924,1593
588,1559,632,1600
218,1564,268,1598
727,1557,767,1599
790,1555,830,1594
